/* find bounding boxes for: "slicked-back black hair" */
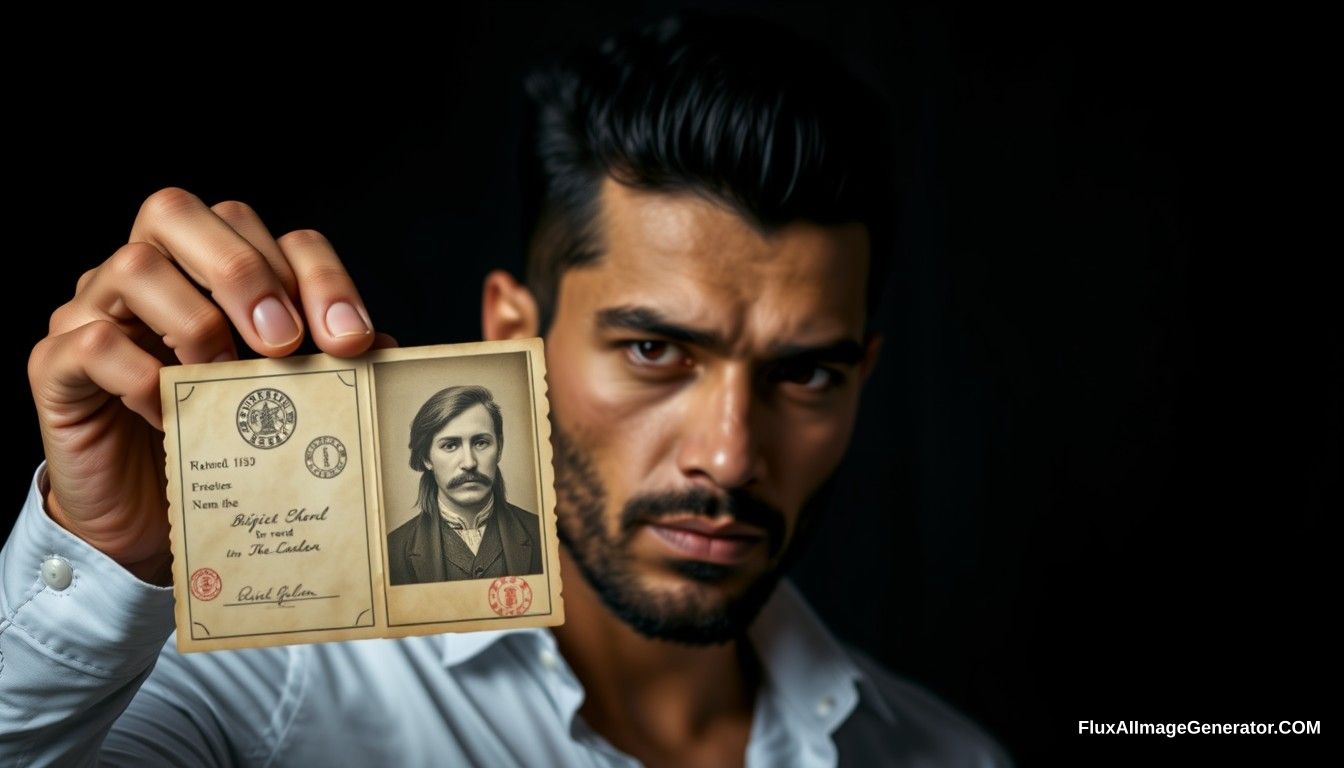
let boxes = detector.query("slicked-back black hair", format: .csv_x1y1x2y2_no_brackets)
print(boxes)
521,12,898,333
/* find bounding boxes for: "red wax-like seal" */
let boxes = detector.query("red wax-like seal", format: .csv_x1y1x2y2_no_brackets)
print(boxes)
190,568,222,601
488,576,533,616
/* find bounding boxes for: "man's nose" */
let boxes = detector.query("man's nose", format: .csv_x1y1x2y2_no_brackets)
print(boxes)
461,450,478,471
675,362,765,490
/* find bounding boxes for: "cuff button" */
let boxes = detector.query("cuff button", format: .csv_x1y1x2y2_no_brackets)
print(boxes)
41,557,73,591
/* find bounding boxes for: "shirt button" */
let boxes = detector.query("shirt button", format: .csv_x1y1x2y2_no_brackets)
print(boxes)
539,649,559,671
474,566,485,576
41,557,73,591
815,695,835,718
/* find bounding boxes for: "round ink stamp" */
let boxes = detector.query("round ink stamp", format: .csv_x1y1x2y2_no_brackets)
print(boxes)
236,388,297,449
190,567,222,601
305,435,347,479
488,576,533,616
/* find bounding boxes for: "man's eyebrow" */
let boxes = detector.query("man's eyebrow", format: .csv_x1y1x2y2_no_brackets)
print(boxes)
595,305,866,365
765,339,867,366
595,306,724,350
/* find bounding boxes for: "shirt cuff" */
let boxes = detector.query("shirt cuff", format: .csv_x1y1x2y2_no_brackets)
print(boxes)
1,462,175,677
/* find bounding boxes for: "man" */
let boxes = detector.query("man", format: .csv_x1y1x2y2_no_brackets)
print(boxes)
387,384,543,584
3,13,1010,767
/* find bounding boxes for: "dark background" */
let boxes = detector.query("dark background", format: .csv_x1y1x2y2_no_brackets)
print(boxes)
6,3,1333,765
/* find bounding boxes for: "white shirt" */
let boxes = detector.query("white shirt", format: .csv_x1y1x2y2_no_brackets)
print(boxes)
0,464,1011,766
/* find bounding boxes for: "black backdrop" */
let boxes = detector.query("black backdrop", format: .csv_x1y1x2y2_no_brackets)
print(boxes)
5,3,1333,765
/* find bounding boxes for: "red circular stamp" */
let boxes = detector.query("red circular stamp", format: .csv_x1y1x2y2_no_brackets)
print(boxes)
190,568,222,601
487,576,533,616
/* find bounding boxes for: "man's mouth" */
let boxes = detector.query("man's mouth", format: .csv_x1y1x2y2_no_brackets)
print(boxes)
644,518,766,565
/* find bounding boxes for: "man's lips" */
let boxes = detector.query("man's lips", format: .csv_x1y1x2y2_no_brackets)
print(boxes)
644,517,766,564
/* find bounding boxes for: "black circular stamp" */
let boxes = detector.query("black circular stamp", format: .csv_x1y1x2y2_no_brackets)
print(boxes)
236,388,297,449
305,436,347,479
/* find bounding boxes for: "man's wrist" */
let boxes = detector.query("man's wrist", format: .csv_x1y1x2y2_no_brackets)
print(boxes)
42,483,173,587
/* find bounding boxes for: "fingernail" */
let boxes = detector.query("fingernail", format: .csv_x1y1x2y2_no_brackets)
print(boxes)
252,296,301,347
325,301,371,338
212,351,235,363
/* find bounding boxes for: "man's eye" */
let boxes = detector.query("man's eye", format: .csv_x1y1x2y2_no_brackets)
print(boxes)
625,340,688,367
440,442,459,451
773,363,842,391
473,440,491,449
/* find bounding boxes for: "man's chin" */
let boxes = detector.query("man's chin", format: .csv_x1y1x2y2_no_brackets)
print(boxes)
665,558,740,585
573,553,786,646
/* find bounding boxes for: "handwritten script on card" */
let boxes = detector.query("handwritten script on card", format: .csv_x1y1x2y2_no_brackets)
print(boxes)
159,339,564,653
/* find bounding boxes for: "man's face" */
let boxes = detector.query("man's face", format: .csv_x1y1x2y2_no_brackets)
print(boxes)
543,178,878,644
422,403,501,509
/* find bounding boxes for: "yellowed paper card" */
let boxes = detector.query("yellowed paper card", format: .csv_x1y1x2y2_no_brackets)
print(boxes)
159,339,563,652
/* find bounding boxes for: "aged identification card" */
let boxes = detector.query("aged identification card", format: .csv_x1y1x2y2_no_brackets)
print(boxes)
159,338,563,652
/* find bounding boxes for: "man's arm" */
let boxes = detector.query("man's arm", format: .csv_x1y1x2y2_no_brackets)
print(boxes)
7,188,386,764
1,466,301,767
0,465,178,764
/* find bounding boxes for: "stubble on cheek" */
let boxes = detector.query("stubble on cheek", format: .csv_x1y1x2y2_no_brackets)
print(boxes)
550,417,616,558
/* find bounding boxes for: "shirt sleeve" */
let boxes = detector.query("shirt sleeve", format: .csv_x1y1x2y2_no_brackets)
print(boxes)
0,463,227,766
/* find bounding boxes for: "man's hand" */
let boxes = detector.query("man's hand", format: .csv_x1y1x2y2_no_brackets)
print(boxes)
28,188,394,582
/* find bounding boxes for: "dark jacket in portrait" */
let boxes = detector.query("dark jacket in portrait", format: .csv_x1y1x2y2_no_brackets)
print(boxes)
387,501,543,585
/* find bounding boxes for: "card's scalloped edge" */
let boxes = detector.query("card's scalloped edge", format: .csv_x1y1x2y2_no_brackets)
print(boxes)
526,337,566,628
158,373,192,650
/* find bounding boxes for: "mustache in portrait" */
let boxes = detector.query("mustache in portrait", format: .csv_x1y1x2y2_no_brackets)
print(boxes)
448,469,494,488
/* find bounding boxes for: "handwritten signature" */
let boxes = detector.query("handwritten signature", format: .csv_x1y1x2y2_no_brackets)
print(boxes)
234,583,320,607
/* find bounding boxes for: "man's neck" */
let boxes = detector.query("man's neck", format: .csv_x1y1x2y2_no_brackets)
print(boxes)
436,491,493,529
550,547,759,767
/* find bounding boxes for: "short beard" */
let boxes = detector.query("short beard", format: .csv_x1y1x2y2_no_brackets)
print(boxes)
551,422,833,646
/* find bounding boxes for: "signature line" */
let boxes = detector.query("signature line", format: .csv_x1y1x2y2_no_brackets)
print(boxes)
223,595,341,607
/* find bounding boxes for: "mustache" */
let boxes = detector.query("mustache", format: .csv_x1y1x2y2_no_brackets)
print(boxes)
619,487,786,557
448,470,493,488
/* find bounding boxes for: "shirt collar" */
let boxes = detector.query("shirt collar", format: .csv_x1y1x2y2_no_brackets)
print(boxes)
438,578,896,728
748,579,898,728
437,492,494,530
440,624,518,668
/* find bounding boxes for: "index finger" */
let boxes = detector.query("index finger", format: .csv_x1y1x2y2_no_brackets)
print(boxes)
129,188,305,356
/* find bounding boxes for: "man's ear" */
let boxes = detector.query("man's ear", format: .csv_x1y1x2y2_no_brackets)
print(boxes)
481,270,540,340
859,333,884,383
